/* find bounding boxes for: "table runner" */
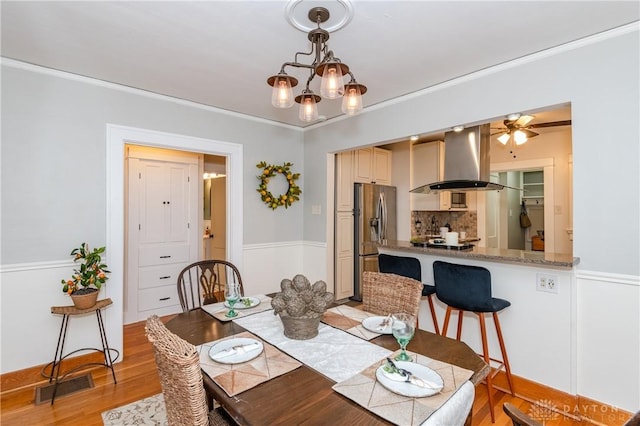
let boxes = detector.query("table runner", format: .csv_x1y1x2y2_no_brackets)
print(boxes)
197,331,302,397
234,310,392,383
321,305,383,341
332,350,474,426
201,294,273,322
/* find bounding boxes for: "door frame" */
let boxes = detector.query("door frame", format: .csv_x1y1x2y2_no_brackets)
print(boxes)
106,124,243,356
478,158,554,252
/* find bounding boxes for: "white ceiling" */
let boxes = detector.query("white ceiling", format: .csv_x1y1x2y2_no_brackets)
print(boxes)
2,1,638,129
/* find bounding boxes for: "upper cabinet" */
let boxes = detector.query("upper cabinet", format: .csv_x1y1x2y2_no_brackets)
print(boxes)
410,141,473,211
411,141,448,211
353,147,392,185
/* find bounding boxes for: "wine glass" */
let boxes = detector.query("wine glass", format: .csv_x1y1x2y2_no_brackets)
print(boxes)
391,313,416,361
224,282,240,318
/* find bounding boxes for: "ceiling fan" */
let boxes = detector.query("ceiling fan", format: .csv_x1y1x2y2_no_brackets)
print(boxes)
492,113,572,146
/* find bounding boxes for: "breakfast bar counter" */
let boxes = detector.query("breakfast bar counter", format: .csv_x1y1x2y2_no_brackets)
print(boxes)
372,241,579,399
373,240,579,269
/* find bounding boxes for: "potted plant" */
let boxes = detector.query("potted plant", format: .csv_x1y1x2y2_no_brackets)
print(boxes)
61,243,110,309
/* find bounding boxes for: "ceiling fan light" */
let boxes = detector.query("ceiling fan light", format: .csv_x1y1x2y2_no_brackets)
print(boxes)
514,129,528,145
497,132,511,145
268,73,298,108
506,113,521,121
518,115,535,126
341,81,365,115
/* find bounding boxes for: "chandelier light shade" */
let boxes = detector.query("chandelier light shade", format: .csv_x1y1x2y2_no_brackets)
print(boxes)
268,73,298,108
341,80,367,115
296,90,321,122
267,6,367,122
317,61,348,99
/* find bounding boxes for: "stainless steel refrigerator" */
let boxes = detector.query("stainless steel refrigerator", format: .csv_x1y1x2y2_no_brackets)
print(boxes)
352,183,397,301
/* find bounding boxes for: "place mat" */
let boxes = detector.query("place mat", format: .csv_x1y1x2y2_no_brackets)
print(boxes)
234,310,391,383
201,294,273,322
321,305,382,341
197,331,302,397
332,350,474,426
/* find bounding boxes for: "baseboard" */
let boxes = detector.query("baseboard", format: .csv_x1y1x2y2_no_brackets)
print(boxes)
491,370,634,425
1,352,105,394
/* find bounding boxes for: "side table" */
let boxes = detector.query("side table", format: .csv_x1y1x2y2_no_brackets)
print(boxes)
47,298,119,404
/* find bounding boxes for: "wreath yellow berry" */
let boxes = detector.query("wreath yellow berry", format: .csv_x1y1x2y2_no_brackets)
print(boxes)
256,161,301,210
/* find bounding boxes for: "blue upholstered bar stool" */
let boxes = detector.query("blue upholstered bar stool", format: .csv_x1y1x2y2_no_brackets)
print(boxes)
433,260,514,423
378,253,440,335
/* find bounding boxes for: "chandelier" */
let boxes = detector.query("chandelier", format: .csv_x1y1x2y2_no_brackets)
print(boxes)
267,6,367,122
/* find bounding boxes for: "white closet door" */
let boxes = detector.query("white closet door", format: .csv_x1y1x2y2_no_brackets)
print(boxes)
166,163,190,243
139,161,167,244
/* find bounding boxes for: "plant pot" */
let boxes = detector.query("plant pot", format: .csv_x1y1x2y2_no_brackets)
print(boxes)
279,314,321,340
70,290,99,310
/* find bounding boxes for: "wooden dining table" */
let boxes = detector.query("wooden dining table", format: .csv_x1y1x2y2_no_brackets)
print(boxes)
165,303,490,425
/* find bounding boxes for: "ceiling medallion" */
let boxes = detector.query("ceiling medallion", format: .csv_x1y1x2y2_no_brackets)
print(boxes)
285,0,354,33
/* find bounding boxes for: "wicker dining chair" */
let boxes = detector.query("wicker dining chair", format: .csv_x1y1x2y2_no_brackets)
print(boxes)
378,253,440,334
177,260,244,312
145,315,233,426
362,271,423,318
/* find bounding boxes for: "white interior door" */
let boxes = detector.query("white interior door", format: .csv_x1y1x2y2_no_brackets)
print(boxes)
210,176,227,260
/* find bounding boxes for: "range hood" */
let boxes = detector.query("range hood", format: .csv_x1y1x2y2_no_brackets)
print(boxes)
411,124,510,194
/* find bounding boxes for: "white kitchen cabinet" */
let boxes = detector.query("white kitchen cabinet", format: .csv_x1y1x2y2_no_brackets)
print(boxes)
335,211,354,300
411,141,450,211
336,152,355,211
125,146,200,323
354,147,392,185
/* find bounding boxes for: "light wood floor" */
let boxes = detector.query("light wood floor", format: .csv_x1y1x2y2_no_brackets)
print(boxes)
0,316,583,426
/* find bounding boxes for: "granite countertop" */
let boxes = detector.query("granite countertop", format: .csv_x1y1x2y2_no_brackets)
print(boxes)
373,240,579,269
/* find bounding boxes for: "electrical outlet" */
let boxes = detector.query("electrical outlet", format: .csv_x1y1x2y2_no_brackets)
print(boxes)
536,273,558,293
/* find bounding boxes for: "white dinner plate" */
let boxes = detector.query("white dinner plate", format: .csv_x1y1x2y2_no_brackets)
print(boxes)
361,316,393,334
208,337,264,364
223,296,260,309
375,361,444,397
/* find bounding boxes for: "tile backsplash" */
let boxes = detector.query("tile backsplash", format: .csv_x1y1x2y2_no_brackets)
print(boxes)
411,210,477,238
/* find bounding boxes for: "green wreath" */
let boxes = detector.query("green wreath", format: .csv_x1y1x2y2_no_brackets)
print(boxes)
256,161,301,210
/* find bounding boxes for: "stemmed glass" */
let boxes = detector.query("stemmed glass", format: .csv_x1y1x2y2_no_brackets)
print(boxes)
391,313,416,361
224,282,240,318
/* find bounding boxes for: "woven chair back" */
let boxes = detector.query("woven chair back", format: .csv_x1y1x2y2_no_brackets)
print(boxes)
145,315,210,426
362,271,422,317
177,260,244,312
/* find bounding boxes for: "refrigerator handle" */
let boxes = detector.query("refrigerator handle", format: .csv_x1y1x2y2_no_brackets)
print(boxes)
378,192,387,240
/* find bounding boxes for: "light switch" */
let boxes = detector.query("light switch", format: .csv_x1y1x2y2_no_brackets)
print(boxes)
312,205,321,215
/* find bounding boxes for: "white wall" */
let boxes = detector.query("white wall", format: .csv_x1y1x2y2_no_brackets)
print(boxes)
0,61,306,373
